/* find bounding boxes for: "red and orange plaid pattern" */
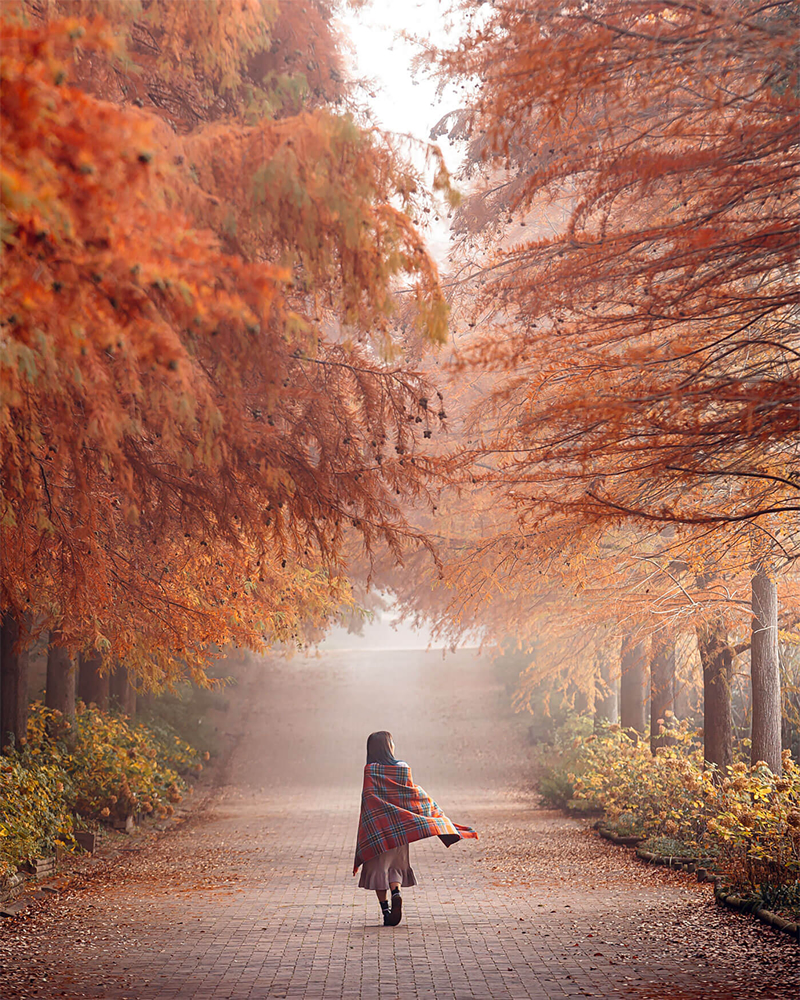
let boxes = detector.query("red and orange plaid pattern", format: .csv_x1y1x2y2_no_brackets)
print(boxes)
353,762,478,874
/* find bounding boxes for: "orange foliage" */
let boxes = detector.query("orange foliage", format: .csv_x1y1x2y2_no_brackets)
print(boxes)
1,12,448,681
383,2,800,685
23,0,345,126
440,0,800,529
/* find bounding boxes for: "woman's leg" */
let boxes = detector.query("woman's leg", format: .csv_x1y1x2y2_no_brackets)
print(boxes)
376,889,391,924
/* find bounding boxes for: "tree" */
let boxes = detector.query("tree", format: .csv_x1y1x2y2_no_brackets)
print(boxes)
46,0,348,126
751,558,782,772
697,620,735,774
425,0,799,766
45,630,76,720
438,0,799,520
1,12,452,706
0,613,29,751
620,637,648,737
650,632,676,753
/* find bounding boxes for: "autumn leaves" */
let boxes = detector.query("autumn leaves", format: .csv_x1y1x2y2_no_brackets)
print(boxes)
1,2,799,770
398,1,800,770
0,2,448,712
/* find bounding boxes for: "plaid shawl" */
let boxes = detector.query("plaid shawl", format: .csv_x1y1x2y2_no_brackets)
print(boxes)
353,762,478,874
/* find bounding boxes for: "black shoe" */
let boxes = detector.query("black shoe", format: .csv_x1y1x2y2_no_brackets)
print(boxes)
386,893,402,926
382,907,394,926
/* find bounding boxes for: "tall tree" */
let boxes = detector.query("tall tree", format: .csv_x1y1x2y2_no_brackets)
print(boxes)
1,13,452,681
0,613,29,751
620,637,648,737
595,648,619,725
77,650,109,711
697,621,734,773
751,558,782,772
425,0,798,761
650,633,676,752
45,630,76,719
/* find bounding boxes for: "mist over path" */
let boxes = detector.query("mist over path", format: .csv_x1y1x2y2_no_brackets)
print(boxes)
2,649,798,999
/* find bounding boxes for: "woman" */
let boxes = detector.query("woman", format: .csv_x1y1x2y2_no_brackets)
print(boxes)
353,731,478,926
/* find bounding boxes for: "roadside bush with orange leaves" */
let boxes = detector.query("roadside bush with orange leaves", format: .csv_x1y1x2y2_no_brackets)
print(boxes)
563,721,800,914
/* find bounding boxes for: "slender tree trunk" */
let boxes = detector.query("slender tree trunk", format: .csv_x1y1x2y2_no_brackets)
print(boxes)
110,666,136,716
595,655,619,725
45,631,76,719
751,566,782,774
673,675,694,721
697,620,733,774
620,637,648,736
1,612,30,752
78,650,109,710
650,633,676,753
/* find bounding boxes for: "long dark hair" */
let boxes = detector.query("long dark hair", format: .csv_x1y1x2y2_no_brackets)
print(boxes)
366,731,399,765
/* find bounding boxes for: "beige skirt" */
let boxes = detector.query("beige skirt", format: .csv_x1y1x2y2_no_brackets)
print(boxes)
358,843,417,890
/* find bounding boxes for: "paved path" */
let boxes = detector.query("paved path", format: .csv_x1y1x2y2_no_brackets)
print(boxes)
2,649,798,999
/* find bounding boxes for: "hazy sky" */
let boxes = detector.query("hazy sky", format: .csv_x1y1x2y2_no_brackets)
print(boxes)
319,604,447,651
320,3,468,651
340,0,465,262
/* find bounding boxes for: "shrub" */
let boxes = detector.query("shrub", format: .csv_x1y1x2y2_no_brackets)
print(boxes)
0,703,203,879
706,752,800,900
67,704,199,821
0,745,74,882
538,766,576,810
569,721,714,847
558,721,800,913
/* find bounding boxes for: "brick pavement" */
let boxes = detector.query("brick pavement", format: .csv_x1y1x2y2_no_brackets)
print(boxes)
2,648,798,999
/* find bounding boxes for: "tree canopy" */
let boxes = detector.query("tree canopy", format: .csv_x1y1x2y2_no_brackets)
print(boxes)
1,5,452,683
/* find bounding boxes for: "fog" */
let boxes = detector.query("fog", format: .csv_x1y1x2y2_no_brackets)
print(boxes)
227,645,531,809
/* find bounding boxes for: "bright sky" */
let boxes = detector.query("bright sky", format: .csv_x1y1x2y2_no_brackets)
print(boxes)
319,3,469,651
339,0,465,263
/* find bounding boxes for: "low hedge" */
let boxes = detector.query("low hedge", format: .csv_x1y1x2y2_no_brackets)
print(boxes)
0,703,205,882
538,718,800,918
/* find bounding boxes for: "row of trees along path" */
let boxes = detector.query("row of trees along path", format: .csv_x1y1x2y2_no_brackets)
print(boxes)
1,0,799,902
1,0,455,742
375,0,800,776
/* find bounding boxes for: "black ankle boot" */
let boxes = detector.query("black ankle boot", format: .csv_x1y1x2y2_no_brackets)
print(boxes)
386,891,402,926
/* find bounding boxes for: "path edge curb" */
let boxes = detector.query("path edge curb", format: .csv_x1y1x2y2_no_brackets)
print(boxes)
593,825,800,945
713,881,800,945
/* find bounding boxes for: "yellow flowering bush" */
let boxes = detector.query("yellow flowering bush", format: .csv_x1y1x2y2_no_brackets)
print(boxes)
569,721,716,848
707,752,800,900
0,748,73,882
560,721,800,913
66,704,199,820
0,703,203,881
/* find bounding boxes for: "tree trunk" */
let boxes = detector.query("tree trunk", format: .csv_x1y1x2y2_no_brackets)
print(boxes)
573,685,589,714
673,675,695,722
620,637,648,736
697,620,733,774
110,666,136,716
650,633,676,753
45,631,76,719
1,612,30,752
78,650,109,710
595,655,619,725
751,566,782,774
